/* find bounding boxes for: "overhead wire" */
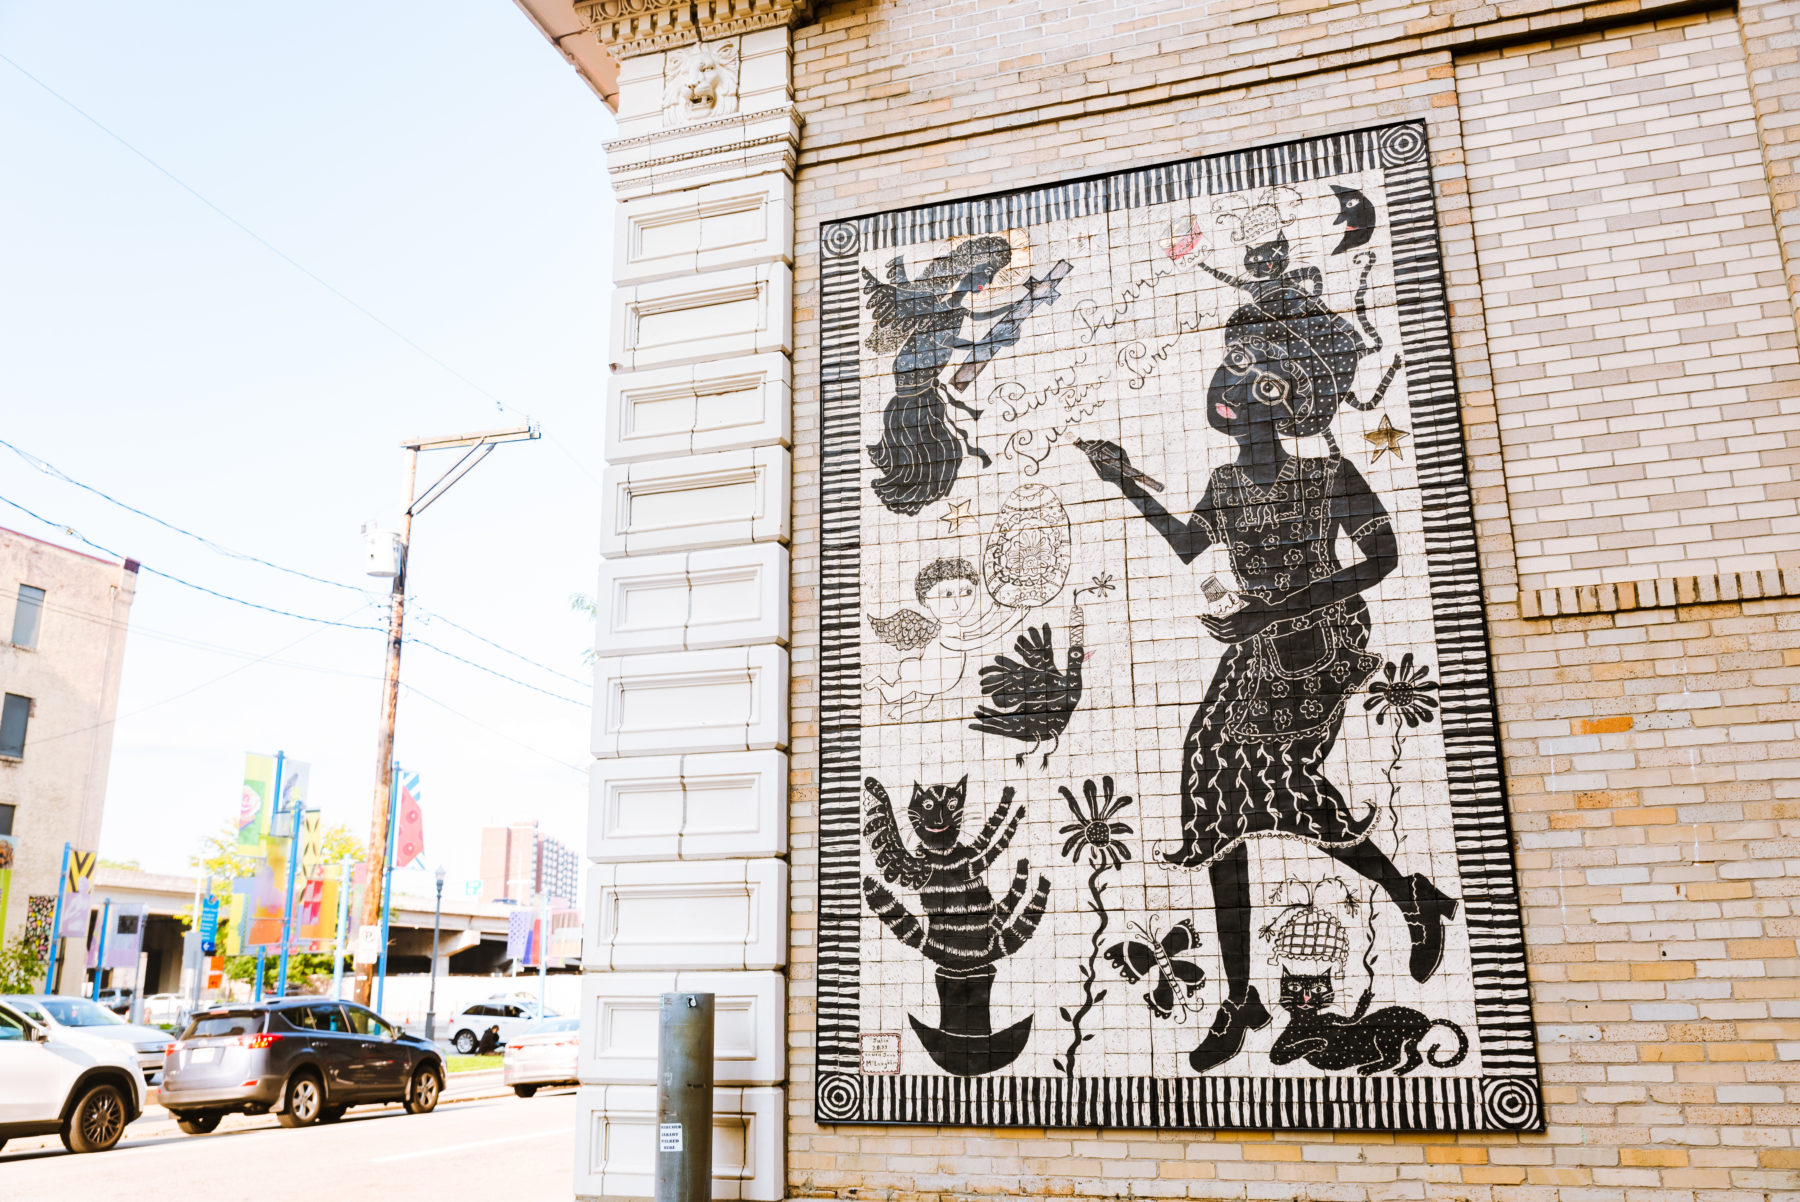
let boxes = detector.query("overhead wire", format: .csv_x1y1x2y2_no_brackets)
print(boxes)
0,435,376,597
0,50,533,426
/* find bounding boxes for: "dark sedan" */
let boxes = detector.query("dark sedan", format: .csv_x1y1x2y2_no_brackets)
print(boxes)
160,998,443,1133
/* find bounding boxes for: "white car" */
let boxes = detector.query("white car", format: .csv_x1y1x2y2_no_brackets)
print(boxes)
0,999,146,1155
445,998,558,1054
142,993,190,1028
1,995,171,1084
502,1018,580,1097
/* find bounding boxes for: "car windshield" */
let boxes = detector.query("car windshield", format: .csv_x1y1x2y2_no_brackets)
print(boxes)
184,1010,264,1039
36,997,127,1027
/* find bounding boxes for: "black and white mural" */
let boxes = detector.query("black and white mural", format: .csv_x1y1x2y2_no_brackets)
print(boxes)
816,123,1542,1133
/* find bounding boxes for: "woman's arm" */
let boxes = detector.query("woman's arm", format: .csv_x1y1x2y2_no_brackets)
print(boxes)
1077,439,1213,563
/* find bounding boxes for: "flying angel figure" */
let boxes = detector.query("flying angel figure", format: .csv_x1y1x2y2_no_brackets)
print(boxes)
861,238,1015,516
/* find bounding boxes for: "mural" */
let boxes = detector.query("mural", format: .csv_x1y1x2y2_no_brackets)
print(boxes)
817,123,1542,1132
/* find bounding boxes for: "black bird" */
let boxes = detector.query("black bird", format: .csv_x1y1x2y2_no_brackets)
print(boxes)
968,576,1111,766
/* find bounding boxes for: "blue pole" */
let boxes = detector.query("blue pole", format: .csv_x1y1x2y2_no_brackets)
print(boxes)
276,757,304,999
254,951,265,1003
91,899,111,1001
262,751,287,997
374,761,400,1014
44,842,70,993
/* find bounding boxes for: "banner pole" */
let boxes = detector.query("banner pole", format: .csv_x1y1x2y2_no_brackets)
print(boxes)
45,841,70,993
331,854,353,1000
375,761,400,1014
91,898,111,1001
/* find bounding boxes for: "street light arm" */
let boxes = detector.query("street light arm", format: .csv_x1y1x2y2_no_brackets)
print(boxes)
409,441,497,517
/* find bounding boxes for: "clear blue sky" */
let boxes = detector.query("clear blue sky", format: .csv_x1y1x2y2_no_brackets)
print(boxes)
0,1,614,893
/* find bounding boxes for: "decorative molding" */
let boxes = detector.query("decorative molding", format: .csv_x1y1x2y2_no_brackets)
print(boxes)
575,0,811,59
1518,566,1800,619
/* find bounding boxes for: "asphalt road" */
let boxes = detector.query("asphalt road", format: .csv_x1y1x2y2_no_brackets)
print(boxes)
0,1077,577,1201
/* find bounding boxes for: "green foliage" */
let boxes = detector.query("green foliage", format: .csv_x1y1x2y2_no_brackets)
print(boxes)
223,950,348,993
570,593,598,666
446,1053,503,1074
97,857,142,872
0,936,46,994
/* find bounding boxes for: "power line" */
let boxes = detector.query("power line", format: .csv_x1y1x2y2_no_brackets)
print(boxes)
404,636,587,707
0,492,389,632
409,604,590,688
400,684,587,776
24,604,374,748
0,435,374,596
0,50,534,425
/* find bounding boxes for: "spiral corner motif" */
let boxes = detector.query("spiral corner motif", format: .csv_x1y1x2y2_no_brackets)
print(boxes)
1378,123,1427,168
816,1072,861,1122
1482,1076,1541,1132
822,222,861,258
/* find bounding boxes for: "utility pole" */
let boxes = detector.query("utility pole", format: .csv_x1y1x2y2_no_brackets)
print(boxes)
352,425,538,1007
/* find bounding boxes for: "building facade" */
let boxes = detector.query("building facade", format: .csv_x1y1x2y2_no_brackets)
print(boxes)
0,529,136,963
516,0,1800,1198
479,819,584,905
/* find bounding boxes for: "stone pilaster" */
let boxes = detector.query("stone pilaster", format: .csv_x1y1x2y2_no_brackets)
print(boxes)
573,3,804,1199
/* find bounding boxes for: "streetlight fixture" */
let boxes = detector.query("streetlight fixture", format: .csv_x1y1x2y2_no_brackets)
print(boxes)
426,865,447,1043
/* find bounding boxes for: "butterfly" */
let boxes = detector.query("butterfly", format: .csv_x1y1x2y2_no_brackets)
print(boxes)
1104,918,1207,1020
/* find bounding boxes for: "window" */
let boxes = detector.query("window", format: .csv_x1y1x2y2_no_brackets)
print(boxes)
183,1010,264,1040
0,694,29,758
286,1004,349,1033
344,1006,395,1040
10,584,43,649
0,803,13,836
0,1006,27,1041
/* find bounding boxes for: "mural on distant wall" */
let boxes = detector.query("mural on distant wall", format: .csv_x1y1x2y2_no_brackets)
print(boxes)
816,122,1542,1133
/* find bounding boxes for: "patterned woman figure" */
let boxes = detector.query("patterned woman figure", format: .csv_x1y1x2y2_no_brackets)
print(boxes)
1079,247,1457,1074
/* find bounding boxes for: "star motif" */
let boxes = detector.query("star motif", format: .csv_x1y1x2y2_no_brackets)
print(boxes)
1365,414,1410,462
940,500,976,531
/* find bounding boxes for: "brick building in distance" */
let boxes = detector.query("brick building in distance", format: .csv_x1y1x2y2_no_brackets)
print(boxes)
0,528,136,979
509,1,1800,1198
478,819,581,906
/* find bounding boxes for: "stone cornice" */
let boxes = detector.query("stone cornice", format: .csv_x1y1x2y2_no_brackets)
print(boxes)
575,0,811,58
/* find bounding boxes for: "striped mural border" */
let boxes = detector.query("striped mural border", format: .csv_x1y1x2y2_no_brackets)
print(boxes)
814,120,1542,1132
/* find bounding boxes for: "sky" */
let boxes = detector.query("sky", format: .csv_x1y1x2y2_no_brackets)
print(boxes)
0,1,615,894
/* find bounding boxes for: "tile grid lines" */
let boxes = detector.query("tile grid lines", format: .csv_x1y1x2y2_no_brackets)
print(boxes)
815,121,1542,1132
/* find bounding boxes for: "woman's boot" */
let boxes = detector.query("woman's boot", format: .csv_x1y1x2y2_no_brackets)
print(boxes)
1188,987,1271,1073
1399,874,1458,982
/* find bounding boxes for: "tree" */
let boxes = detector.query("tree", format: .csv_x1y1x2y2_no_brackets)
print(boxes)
571,592,599,665
0,936,46,994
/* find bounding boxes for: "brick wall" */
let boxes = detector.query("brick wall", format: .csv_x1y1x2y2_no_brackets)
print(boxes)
782,0,1800,1196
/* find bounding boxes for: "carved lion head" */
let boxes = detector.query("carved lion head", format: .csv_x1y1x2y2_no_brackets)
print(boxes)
663,40,740,122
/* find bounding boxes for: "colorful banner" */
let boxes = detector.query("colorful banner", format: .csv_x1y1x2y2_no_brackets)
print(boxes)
276,761,311,839
101,905,148,970
505,908,536,965
58,887,91,939
66,847,97,894
239,754,276,847
393,771,425,868
300,812,324,880
0,834,14,937
24,895,55,960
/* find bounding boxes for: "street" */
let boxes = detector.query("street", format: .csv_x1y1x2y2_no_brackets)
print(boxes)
0,1078,576,1201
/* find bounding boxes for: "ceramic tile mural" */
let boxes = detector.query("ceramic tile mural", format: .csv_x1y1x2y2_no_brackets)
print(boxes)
816,123,1542,1132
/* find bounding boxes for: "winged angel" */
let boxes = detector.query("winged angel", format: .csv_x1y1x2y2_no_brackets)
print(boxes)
861,236,1015,516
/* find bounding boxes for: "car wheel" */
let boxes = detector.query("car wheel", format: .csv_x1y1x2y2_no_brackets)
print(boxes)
277,1072,325,1128
64,1083,128,1153
176,1113,223,1136
513,1083,539,1099
319,1105,347,1124
452,1029,476,1054
404,1065,441,1115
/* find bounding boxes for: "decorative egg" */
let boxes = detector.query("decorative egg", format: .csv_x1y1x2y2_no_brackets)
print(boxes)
983,484,1072,608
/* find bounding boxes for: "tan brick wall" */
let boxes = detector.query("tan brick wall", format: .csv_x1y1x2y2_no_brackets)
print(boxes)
1460,14,1800,592
785,4,1800,1198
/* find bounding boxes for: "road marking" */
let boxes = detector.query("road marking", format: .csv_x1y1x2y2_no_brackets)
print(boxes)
372,1126,573,1163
